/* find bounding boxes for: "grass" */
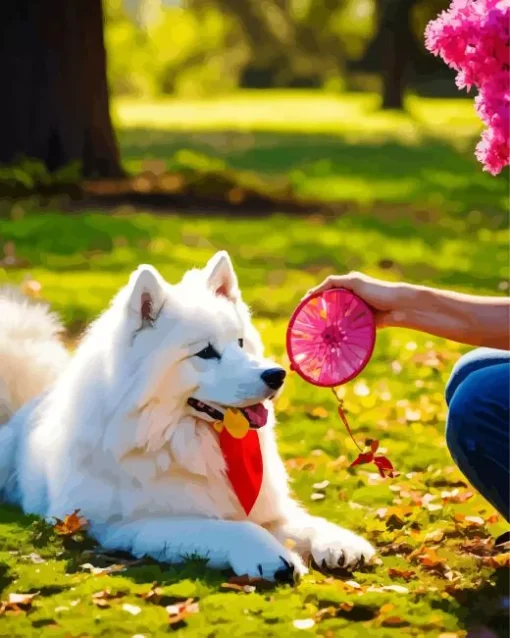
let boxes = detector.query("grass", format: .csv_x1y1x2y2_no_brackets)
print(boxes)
113,91,508,214
0,91,509,637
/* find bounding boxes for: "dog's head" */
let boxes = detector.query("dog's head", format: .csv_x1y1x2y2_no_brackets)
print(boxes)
106,251,285,453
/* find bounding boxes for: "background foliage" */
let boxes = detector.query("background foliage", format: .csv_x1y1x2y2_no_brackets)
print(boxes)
104,0,452,99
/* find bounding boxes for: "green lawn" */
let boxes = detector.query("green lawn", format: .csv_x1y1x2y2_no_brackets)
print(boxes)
0,92,508,637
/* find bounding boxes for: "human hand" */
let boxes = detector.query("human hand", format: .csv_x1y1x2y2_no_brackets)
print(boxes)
306,272,414,329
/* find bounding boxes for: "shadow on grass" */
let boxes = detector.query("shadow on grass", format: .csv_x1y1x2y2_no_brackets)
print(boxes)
432,568,509,638
118,127,508,216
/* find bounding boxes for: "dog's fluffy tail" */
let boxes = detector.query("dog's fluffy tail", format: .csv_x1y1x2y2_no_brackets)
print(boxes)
0,286,70,425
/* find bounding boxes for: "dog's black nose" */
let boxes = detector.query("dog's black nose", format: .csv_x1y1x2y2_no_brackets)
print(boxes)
261,368,286,390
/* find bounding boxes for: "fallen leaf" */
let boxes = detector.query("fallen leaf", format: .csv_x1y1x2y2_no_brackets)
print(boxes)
312,480,330,490
410,546,453,578
166,599,199,625
380,603,395,614
122,603,142,616
54,509,88,536
441,489,474,504
221,582,256,593
454,514,485,528
481,553,510,569
0,592,38,615
9,592,38,606
424,530,445,543
381,616,410,628
379,541,414,556
375,506,413,528
307,407,329,420
388,568,416,581
223,574,274,592
460,537,494,556
339,601,354,612
314,606,337,620
92,589,128,608
293,618,315,630
80,563,127,576
310,493,325,501
367,585,409,594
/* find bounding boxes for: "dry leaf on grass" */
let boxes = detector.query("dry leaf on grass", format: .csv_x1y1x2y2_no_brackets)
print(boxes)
0,592,38,615
312,480,330,490
454,514,485,528
441,489,474,504
460,537,494,556
367,584,409,594
80,562,127,576
410,545,454,579
221,574,275,592
92,589,128,608
307,407,330,420
54,509,88,536
123,603,142,616
424,529,445,543
314,606,338,621
166,599,199,626
293,618,315,630
381,616,410,628
481,553,510,569
137,582,171,604
388,568,416,581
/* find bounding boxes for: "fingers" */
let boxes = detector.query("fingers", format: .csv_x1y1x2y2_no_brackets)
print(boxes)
304,273,362,299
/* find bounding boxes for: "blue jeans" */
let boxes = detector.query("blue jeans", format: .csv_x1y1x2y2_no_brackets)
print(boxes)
446,348,510,522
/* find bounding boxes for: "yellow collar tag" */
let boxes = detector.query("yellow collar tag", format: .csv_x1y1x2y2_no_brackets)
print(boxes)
213,408,250,439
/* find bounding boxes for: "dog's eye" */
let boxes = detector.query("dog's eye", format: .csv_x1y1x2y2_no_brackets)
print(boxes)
195,344,221,360
238,338,244,348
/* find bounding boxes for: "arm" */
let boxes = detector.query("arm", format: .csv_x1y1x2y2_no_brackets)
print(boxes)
308,273,510,350
390,284,510,349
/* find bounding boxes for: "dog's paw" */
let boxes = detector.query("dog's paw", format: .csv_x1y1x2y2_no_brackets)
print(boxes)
310,526,375,571
228,539,306,584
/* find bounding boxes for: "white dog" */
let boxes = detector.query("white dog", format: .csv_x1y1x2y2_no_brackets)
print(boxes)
0,252,374,582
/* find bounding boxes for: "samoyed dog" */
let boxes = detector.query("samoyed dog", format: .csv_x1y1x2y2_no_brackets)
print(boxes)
0,252,374,582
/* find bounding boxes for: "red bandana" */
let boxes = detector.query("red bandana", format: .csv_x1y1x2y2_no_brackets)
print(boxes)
218,428,263,515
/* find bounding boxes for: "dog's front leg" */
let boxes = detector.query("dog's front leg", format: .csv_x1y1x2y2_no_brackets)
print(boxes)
269,509,375,571
96,518,306,583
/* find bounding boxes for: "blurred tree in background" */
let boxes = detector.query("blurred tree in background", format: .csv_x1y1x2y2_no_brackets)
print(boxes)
0,0,123,178
0,0,455,180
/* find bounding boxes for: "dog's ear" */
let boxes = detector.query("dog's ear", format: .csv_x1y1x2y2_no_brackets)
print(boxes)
127,264,165,324
204,251,239,301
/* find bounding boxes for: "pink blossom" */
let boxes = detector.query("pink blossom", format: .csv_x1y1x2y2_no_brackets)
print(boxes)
425,0,510,175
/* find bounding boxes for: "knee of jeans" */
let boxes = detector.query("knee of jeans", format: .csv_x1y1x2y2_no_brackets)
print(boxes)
445,348,505,406
445,384,477,459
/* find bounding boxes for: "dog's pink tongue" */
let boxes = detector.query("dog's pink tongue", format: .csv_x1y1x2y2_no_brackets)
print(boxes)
243,403,268,428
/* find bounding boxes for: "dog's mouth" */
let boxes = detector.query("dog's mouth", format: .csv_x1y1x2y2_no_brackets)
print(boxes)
187,397,268,429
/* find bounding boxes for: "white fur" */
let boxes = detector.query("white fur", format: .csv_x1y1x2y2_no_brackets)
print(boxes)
0,253,374,581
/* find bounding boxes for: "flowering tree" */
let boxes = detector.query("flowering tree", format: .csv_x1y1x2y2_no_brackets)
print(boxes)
425,0,510,175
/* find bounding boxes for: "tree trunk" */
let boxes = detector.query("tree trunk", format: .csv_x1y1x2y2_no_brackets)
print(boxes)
377,0,418,110
0,0,123,178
